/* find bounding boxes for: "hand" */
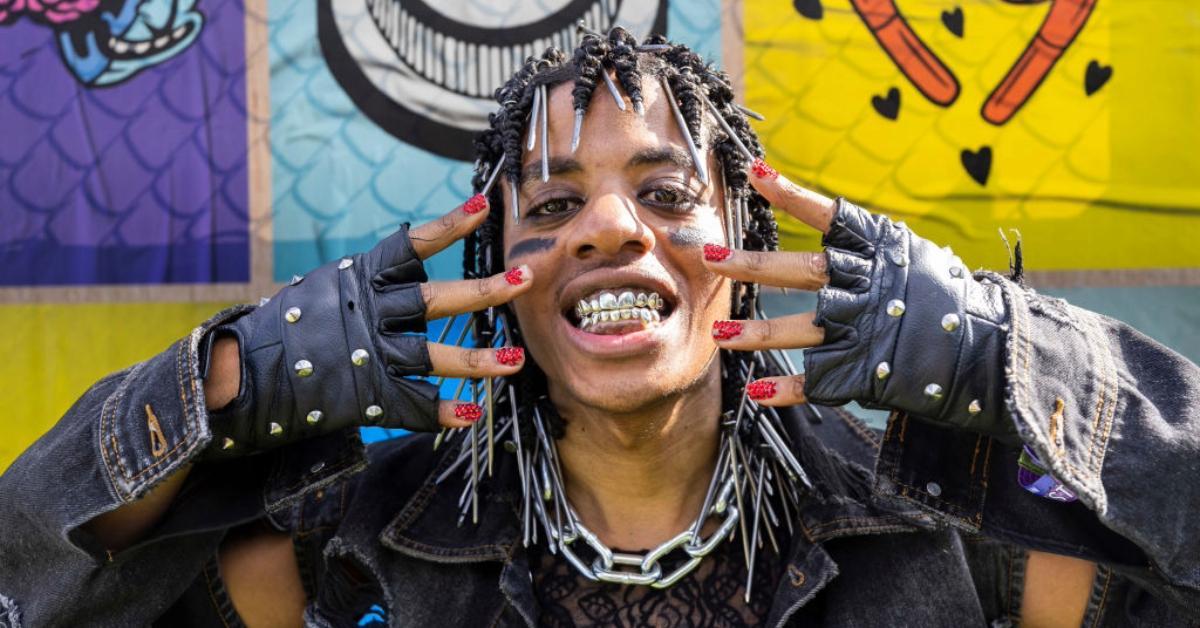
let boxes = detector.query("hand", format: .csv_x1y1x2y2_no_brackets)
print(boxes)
204,194,532,458
705,160,1012,438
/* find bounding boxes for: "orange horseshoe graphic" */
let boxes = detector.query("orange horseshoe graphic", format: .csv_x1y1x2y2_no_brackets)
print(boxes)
982,0,1098,125
848,0,960,106
848,0,1098,125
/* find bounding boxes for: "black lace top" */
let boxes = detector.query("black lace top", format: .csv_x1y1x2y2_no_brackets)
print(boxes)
532,534,784,627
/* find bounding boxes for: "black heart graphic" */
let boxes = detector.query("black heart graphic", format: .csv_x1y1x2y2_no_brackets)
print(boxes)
941,7,964,38
871,87,901,120
961,146,992,186
1084,60,1113,96
793,0,823,20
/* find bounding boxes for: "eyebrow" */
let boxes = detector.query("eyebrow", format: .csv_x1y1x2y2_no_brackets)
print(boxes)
519,145,696,188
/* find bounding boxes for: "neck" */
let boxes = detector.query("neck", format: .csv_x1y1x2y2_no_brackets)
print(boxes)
551,364,723,550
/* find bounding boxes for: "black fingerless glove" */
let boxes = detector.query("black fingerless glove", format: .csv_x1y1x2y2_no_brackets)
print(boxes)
202,226,440,458
804,198,1016,440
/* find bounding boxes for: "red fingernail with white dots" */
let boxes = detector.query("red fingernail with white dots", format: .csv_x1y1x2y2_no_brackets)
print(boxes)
496,347,524,366
704,243,732,262
747,380,777,400
712,320,743,340
455,403,483,422
504,267,524,285
463,194,488,214
751,158,778,181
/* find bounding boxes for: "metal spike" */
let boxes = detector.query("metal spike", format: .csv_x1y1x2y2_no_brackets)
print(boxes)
633,98,645,116
634,44,671,52
746,460,766,603
508,386,528,496
660,76,709,186
540,84,550,183
570,109,584,153
510,176,520,224
728,444,752,575
480,154,506,197
470,383,479,524
574,18,603,38
486,377,495,477
736,103,766,121
699,90,754,162
525,86,541,152
600,70,626,111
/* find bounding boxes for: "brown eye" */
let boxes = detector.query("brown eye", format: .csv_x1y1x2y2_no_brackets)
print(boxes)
640,186,695,212
529,197,582,217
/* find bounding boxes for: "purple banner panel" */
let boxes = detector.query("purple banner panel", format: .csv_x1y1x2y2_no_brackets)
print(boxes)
0,0,249,286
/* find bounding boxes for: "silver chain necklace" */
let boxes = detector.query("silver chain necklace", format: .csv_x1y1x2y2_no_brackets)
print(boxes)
436,353,816,598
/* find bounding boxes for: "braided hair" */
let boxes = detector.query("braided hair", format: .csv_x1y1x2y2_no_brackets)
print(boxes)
465,28,781,436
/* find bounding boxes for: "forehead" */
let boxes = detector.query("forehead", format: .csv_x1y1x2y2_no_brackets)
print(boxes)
523,74,707,172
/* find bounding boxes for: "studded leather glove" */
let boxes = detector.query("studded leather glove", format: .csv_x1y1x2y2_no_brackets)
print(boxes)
803,199,1016,440
202,226,438,458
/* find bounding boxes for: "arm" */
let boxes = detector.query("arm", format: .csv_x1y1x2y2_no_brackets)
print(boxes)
82,336,238,550
702,162,1200,615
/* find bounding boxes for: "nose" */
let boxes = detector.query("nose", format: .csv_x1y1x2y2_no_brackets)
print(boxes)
565,192,656,260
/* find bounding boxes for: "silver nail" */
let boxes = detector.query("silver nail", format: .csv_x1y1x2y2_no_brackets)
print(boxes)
306,410,323,425
924,384,944,401
968,399,982,415
525,86,541,152
540,84,550,183
699,90,753,162
365,404,383,419
600,70,626,111
886,299,906,317
570,109,584,153
269,422,283,436
736,104,765,121
294,360,313,377
285,307,302,323
338,258,353,270
660,76,709,186
941,313,960,332
480,154,506,197
351,348,370,366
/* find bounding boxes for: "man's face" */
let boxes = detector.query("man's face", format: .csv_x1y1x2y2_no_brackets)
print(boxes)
502,76,732,414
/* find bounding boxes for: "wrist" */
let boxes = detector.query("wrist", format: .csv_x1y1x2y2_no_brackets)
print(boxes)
204,335,242,411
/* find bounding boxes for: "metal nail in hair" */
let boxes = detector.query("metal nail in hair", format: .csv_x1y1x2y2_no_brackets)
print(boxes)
480,154,506,198
635,44,672,52
510,176,520,224
571,109,585,153
699,90,755,162
660,75,710,186
526,86,541,152
736,104,766,121
600,69,626,111
540,84,550,183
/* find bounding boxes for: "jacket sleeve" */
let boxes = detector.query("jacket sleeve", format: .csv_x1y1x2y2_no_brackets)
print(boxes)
0,306,367,626
872,277,1200,614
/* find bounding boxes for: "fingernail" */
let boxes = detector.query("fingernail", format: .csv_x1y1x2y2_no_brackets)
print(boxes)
496,347,524,366
751,158,778,181
454,403,483,422
504,266,525,285
747,380,777,400
712,320,743,340
463,193,488,214
704,243,732,262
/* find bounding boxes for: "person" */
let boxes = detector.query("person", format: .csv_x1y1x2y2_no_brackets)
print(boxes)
2,28,1198,627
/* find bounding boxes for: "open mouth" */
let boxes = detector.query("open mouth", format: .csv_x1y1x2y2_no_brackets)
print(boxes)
105,22,193,58
564,287,676,335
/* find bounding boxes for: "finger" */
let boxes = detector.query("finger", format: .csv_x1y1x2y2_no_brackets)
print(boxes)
701,244,827,290
408,193,491,260
746,375,807,406
746,159,836,234
711,312,824,351
437,399,485,429
427,344,526,379
421,265,532,321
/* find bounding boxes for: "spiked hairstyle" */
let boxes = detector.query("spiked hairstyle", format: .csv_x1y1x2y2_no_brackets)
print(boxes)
462,26,784,437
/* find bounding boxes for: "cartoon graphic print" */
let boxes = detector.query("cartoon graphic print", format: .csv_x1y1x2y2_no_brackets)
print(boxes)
0,0,204,86
796,0,1106,186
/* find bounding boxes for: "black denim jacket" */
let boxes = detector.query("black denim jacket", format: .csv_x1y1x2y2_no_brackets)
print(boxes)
2,275,1199,626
